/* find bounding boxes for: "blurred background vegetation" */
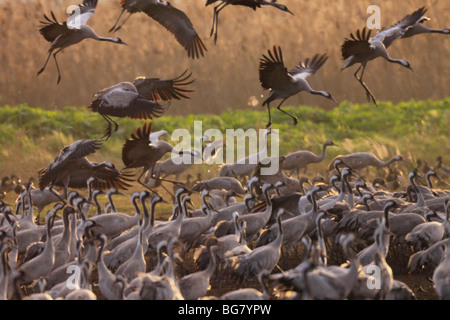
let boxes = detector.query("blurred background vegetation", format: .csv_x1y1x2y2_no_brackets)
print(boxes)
0,0,449,114
1,99,449,186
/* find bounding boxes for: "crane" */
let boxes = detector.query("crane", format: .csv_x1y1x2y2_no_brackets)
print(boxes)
401,8,449,38
37,0,127,84
282,140,337,179
109,0,206,59
89,69,194,138
38,138,132,201
121,122,181,194
340,7,426,105
259,46,336,128
206,0,293,44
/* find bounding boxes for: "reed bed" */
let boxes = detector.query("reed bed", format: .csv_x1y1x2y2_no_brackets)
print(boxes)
0,0,449,115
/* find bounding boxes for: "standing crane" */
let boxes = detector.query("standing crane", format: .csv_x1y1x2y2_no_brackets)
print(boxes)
233,208,284,282
37,0,127,84
109,0,206,59
282,139,337,179
259,46,336,128
89,69,194,139
432,244,450,300
206,0,293,44
340,7,426,105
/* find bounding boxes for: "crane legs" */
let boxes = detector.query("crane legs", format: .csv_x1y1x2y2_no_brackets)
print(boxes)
37,50,53,78
37,47,63,84
148,167,183,186
136,165,184,199
101,115,119,140
136,168,160,196
354,65,378,106
210,2,229,44
265,99,298,128
276,99,298,126
49,185,67,205
109,9,132,33
265,102,272,128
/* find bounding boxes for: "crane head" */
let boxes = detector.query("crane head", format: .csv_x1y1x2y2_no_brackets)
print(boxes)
113,37,127,46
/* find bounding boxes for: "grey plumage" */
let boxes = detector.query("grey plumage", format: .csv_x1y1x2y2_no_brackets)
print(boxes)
37,0,127,84
259,46,336,128
109,0,206,59
341,7,426,105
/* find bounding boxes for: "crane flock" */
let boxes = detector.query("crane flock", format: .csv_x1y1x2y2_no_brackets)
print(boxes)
0,0,449,301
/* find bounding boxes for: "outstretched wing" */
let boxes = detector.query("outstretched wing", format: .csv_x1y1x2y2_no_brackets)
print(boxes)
89,82,166,120
133,69,195,101
371,6,427,48
150,130,168,143
259,45,293,90
143,3,207,59
90,96,165,120
341,27,373,60
38,11,70,43
91,164,134,191
289,53,328,80
38,138,104,190
67,0,98,28
122,122,156,168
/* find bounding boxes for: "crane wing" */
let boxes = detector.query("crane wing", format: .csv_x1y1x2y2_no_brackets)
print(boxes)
149,130,168,143
259,46,293,90
341,27,373,60
67,0,98,28
289,54,328,80
143,3,207,59
38,11,70,43
90,174,133,191
371,7,427,48
90,95,165,120
133,69,195,101
89,165,134,191
50,139,104,171
122,122,156,168
38,139,104,190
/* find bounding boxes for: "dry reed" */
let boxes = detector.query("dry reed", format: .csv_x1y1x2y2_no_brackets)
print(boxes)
0,0,448,115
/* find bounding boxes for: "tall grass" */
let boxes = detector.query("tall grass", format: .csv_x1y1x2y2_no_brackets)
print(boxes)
0,0,449,115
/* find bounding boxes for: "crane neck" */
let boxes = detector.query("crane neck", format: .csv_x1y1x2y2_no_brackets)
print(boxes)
316,215,327,266
204,246,217,278
430,28,450,34
409,175,426,208
92,193,103,216
342,239,360,284
107,192,117,213
317,142,329,161
233,215,240,236
273,215,284,247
